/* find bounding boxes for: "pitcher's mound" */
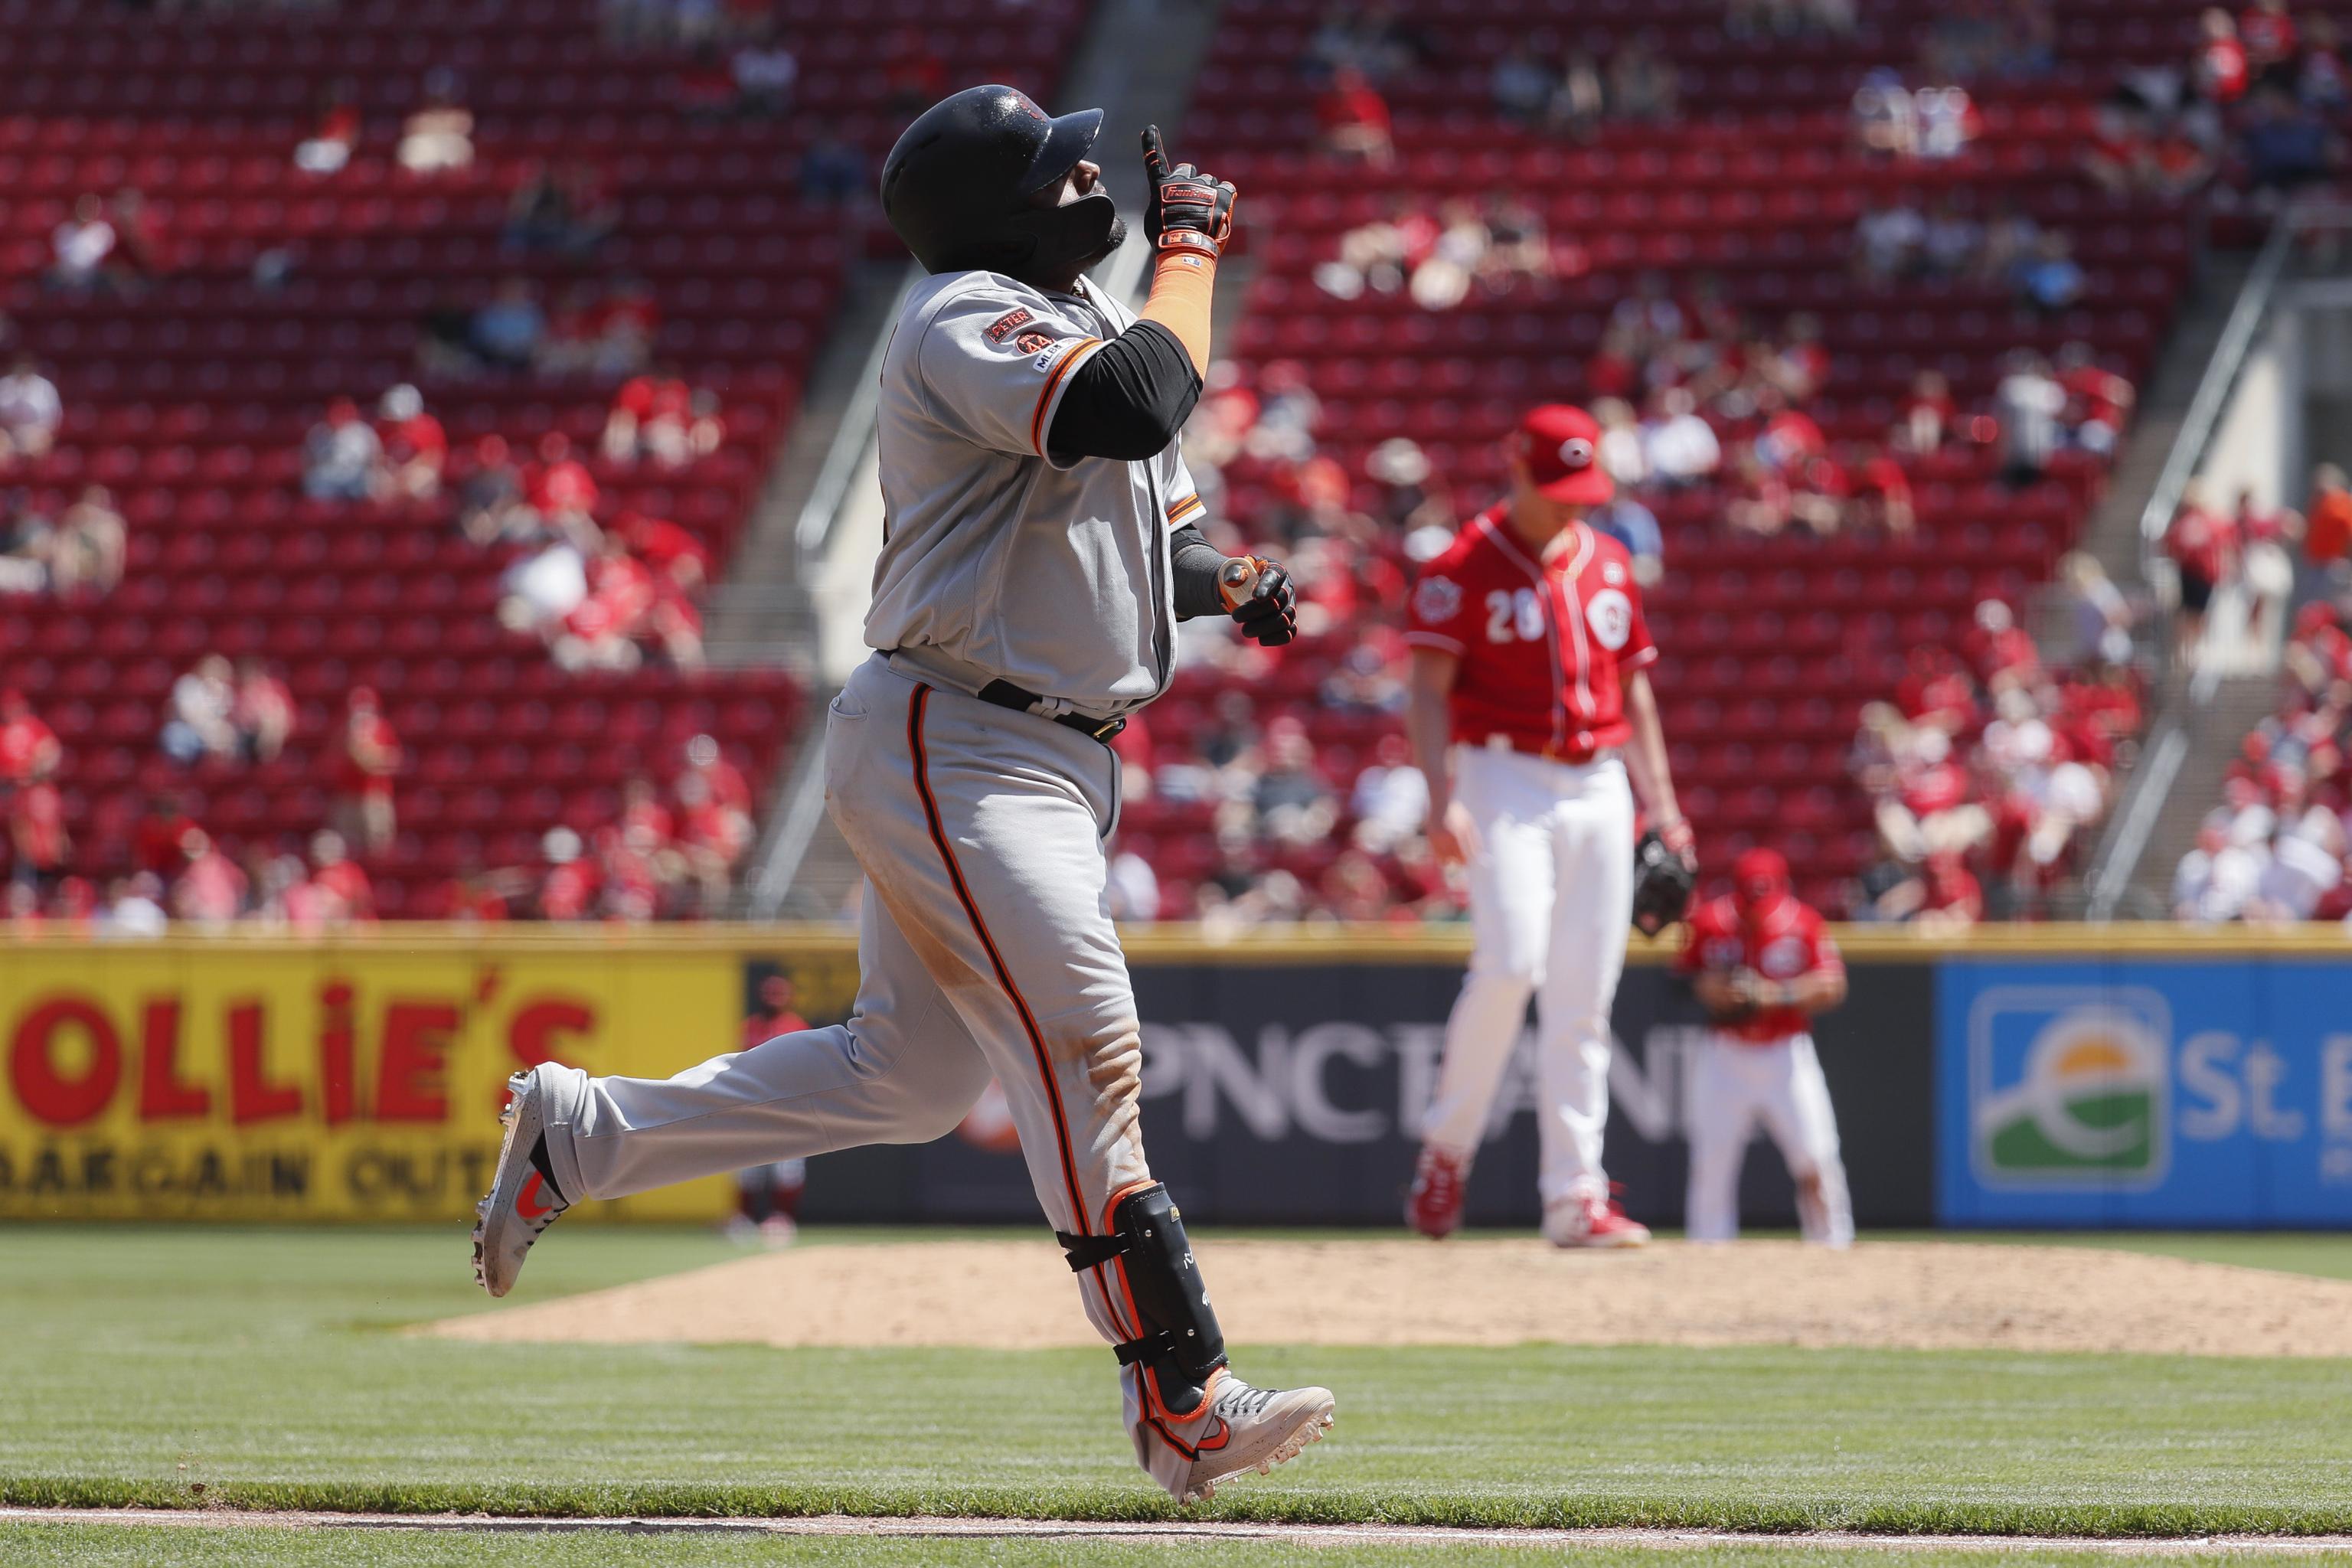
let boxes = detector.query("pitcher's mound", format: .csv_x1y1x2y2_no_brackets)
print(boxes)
422,1238,2352,1358
428,1241,2352,1363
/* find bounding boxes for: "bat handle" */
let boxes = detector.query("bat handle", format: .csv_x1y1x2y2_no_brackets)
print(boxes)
1218,557,1259,608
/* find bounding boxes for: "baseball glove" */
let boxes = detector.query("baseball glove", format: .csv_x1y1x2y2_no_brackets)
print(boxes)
1629,829,1697,936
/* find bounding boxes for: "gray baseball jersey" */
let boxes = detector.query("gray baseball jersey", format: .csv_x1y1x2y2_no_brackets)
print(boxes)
866,270,1204,718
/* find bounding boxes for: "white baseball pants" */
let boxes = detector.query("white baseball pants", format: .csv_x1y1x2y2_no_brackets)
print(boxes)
1684,1032,1852,1247
1419,745,1634,1206
532,653,1156,1352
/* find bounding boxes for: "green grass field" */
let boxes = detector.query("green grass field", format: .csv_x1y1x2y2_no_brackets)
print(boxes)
2,1225,2348,1565
2,1523,2324,1568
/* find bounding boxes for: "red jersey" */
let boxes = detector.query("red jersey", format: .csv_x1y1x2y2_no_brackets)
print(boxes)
383,412,447,466
1406,510,1658,758
1677,893,1842,1044
2199,37,2249,101
2167,506,2234,583
11,781,66,869
2241,6,2295,62
616,375,693,423
341,714,402,797
743,1008,811,1050
0,714,58,783
313,859,374,920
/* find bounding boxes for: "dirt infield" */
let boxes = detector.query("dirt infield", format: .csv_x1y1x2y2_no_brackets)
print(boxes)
422,1239,2352,1358
8,1508,2351,1554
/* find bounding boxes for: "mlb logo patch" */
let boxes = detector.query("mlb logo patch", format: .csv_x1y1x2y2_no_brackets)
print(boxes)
985,308,1035,344
1968,986,2171,1191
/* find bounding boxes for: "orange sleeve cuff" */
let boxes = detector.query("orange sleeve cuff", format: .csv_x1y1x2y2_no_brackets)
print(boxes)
1138,250,1217,374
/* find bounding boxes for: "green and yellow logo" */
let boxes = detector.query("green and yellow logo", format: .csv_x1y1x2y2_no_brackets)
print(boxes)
1970,990,2170,1190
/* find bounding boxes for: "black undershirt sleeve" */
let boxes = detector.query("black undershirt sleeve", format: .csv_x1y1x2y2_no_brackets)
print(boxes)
1045,320,1204,464
1169,521,1229,620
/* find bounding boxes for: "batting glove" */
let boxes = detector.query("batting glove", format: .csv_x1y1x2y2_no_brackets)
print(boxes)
1142,126,1238,261
1219,555,1297,647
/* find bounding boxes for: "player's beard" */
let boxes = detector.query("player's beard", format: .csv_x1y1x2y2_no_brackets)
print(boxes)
1082,213,1129,271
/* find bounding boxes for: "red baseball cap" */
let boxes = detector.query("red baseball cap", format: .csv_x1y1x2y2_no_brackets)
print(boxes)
1512,403,1614,506
1732,847,1791,909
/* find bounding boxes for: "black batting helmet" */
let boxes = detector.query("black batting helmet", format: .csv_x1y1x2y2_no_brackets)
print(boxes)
880,84,1119,279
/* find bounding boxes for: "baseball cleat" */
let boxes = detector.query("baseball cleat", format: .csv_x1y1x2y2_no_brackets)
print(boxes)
1543,1192,1652,1250
472,1064,571,1297
1406,1144,1469,1240
1140,1370,1336,1505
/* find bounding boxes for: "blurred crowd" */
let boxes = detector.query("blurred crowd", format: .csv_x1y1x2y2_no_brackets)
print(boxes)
2173,596,2352,923
299,377,720,674
2,668,758,929
1849,582,2145,926
2079,4,2352,210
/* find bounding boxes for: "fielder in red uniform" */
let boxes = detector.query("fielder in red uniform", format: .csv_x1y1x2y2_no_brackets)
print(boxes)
1402,403,1692,1247
1677,848,1853,1246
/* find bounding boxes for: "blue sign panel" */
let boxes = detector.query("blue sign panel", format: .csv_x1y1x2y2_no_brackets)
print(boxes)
1936,959,2352,1226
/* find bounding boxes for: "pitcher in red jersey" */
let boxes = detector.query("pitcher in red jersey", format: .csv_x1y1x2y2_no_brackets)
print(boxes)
1402,403,1693,1249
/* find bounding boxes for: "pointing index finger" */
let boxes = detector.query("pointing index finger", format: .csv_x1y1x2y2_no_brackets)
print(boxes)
1141,125,1170,181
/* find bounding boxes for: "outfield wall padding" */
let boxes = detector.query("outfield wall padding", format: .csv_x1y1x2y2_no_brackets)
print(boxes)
0,927,2345,1227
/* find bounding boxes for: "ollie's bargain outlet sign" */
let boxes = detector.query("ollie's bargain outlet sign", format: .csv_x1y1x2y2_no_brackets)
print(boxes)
0,940,738,1222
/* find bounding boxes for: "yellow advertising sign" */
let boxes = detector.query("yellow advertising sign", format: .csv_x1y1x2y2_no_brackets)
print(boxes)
0,940,743,1223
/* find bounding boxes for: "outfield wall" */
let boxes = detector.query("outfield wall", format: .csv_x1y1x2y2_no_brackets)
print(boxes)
1,927,2346,1228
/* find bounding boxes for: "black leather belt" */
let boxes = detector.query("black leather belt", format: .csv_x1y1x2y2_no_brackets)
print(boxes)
976,680,1127,743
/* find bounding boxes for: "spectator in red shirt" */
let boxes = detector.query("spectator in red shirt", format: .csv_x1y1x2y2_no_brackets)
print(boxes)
2165,482,2236,663
556,536,658,671
2196,7,2251,103
683,732,752,815
425,859,514,923
377,384,446,501
538,826,598,921
675,769,750,913
603,371,698,466
1318,66,1395,166
132,793,197,877
616,511,710,593
526,432,599,535
2234,485,2301,642
1918,850,1984,929
616,775,668,841
1848,446,1916,534
1893,369,1956,455
1962,598,2043,691
2056,341,2135,459
742,973,810,1048
9,775,67,890
598,823,663,922
172,828,248,926
0,688,60,785
309,829,375,926
232,657,294,763
2239,0,2296,76
295,83,361,175
335,687,402,854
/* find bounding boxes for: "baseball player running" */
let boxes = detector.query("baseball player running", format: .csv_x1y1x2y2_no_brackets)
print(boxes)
471,86,1334,1504
1401,404,1695,1247
1678,848,1853,1246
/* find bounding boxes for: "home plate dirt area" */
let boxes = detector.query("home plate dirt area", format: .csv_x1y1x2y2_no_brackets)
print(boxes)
421,1238,2352,1357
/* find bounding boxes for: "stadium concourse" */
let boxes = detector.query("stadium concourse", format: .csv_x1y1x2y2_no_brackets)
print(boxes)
0,0,1086,922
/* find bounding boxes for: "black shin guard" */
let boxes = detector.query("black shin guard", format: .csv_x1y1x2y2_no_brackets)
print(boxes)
1057,1183,1228,1414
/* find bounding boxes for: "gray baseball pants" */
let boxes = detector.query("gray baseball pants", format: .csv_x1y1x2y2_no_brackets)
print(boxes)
532,652,1157,1354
